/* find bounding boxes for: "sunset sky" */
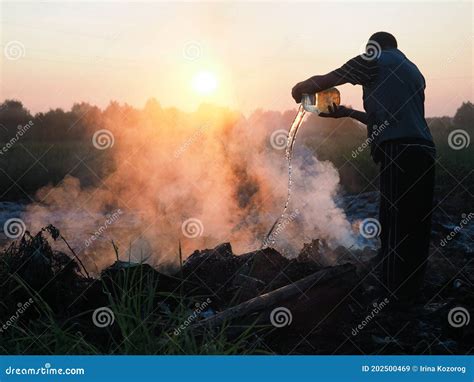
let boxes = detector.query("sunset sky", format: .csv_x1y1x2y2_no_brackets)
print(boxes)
1,1,472,117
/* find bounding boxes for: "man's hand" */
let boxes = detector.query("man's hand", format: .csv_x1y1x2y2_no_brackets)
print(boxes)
319,103,351,118
291,82,305,103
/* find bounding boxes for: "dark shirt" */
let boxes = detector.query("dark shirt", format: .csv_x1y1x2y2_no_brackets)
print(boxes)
332,49,434,160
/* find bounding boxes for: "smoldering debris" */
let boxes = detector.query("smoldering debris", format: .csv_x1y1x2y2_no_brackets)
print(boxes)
1,225,472,355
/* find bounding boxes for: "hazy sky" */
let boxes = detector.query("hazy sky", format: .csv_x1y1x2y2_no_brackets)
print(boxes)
1,1,472,116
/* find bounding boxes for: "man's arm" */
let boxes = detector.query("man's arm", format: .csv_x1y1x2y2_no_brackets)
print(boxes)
319,103,368,125
291,70,369,124
292,72,347,103
346,109,368,125
292,55,377,123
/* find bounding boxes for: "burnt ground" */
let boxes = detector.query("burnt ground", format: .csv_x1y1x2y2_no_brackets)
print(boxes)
0,202,472,355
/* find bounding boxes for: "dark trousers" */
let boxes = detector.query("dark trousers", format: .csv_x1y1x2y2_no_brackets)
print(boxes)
378,140,436,300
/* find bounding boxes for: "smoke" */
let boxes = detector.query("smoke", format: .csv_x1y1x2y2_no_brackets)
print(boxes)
22,101,355,272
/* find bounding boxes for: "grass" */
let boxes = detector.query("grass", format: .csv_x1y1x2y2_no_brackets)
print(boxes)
0,273,262,355
0,235,264,355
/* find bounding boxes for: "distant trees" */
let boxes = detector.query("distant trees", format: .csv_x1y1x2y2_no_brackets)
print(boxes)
0,99,472,145
0,100,106,143
0,98,471,199
0,100,33,141
453,101,473,130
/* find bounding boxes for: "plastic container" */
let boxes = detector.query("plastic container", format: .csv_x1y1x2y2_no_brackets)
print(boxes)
302,87,340,114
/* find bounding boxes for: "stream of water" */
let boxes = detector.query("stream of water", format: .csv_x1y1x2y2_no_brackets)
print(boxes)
263,105,306,247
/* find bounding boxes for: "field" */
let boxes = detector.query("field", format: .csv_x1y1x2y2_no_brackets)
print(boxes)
0,100,472,355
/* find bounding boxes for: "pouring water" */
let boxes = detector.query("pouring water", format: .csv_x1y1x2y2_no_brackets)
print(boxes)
262,88,341,248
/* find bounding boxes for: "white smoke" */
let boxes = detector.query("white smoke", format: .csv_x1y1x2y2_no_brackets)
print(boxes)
21,103,355,271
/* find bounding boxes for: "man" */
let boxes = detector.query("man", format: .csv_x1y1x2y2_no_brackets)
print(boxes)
292,32,436,302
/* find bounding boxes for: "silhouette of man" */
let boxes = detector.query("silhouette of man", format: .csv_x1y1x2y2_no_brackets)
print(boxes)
292,32,436,303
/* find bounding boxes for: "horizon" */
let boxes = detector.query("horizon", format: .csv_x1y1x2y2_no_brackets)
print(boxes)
1,1,472,117
1,97,471,119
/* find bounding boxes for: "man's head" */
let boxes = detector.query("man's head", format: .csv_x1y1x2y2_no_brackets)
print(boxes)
368,32,398,50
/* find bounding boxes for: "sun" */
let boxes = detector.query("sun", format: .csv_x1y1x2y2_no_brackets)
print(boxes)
192,71,218,95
